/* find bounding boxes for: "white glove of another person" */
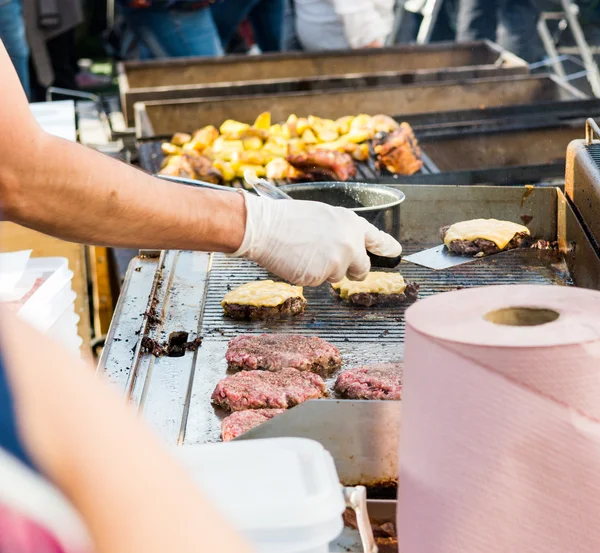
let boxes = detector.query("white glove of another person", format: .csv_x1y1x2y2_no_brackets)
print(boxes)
231,193,402,286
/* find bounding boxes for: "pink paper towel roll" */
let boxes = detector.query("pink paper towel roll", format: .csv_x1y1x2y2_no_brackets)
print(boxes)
398,285,600,553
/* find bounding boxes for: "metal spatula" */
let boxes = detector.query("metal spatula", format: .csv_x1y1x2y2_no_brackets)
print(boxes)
243,170,402,269
403,244,515,270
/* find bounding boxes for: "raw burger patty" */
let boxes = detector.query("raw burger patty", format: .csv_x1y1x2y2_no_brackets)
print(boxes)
441,226,529,256
221,409,285,441
212,368,328,411
334,363,403,400
226,334,342,374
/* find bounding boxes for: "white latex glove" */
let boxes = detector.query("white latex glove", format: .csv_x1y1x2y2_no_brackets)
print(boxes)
231,193,402,287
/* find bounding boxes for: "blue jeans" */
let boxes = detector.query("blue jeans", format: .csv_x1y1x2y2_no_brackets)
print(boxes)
0,0,29,98
211,0,284,52
282,0,302,51
124,6,223,58
456,0,543,63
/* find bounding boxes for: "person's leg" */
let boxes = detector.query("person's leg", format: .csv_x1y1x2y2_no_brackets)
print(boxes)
125,7,223,58
430,0,457,42
45,28,78,90
0,0,30,98
210,0,252,51
248,0,284,52
456,0,499,42
282,0,302,51
498,0,543,62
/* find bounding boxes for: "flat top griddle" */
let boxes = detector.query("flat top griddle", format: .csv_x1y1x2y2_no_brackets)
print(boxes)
99,243,572,447
136,139,438,184
99,185,600,449
189,246,571,444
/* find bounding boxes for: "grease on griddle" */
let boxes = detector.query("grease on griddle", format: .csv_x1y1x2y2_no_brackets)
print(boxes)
144,307,162,325
520,214,533,226
141,336,165,357
530,239,559,251
141,334,203,357
520,184,535,207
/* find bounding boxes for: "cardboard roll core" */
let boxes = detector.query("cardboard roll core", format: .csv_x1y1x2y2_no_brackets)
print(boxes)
484,307,560,327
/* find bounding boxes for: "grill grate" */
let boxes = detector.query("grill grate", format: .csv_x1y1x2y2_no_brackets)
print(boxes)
200,245,572,346
586,144,600,170
137,140,436,182
184,246,573,445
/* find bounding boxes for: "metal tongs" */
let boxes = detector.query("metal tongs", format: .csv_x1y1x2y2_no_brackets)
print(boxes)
343,486,379,553
243,170,295,200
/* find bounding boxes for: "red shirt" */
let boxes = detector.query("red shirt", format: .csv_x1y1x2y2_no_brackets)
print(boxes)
0,504,72,553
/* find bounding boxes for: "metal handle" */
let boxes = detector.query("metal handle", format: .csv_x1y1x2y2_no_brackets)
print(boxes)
586,118,600,145
154,174,239,193
343,486,378,553
243,169,293,200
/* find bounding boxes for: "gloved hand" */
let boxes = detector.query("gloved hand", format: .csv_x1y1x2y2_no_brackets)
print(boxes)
231,192,402,286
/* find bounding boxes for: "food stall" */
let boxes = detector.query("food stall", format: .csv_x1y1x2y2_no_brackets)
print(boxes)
94,43,600,551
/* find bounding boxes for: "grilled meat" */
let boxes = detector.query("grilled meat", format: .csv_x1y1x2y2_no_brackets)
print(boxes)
223,297,307,320
331,272,419,307
222,281,307,320
373,123,423,176
334,284,419,307
159,151,223,184
441,225,530,256
212,368,328,412
226,334,342,375
287,150,356,181
334,363,403,400
221,409,286,441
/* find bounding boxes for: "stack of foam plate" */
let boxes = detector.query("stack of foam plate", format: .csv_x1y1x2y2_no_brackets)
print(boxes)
177,438,346,553
5,257,81,355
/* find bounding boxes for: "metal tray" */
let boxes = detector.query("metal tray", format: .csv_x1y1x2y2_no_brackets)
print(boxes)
136,139,440,184
119,40,527,126
134,74,586,138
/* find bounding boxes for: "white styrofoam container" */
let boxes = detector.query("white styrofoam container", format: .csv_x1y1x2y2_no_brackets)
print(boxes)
176,438,346,553
47,309,79,340
15,258,75,333
55,334,83,356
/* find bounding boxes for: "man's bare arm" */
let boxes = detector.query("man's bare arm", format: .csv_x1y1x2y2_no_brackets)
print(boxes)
0,42,245,253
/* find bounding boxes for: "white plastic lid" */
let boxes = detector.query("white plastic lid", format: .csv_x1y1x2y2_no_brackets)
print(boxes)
176,438,346,532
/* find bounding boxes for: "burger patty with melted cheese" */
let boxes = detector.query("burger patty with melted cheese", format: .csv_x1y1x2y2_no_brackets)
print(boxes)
442,219,530,256
331,272,418,307
222,280,306,320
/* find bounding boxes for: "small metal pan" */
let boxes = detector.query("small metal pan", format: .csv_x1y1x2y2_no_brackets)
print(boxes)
281,181,405,268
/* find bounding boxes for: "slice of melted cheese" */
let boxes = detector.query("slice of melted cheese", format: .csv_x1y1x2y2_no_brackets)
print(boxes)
222,280,304,308
332,272,406,299
444,218,530,250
